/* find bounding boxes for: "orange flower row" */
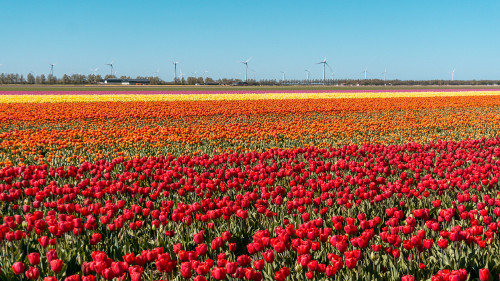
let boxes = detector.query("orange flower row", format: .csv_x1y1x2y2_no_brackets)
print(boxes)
1,95,499,166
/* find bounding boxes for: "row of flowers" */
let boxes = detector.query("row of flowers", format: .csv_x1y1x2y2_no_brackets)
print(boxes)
1,90,500,103
2,95,500,167
1,138,500,280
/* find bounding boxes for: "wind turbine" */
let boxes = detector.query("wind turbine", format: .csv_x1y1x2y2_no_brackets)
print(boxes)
106,61,114,76
317,57,331,82
154,68,160,78
451,68,455,81
382,68,387,81
170,61,179,82
280,71,286,81
363,68,368,79
241,57,252,82
49,63,56,76
305,69,310,81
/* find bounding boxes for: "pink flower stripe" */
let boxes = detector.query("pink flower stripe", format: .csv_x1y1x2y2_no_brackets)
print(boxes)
1,88,500,95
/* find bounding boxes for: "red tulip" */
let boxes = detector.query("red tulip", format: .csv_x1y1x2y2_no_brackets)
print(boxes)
25,267,40,280
196,243,207,256
222,231,231,241
12,262,25,275
275,270,286,281
112,261,128,276
28,252,41,265
423,239,433,249
180,262,192,278
46,249,58,263
101,268,115,280
123,253,135,264
402,275,415,281
225,262,237,274
65,275,81,281
479,268,489,281
193,231,204,244
50,259,63,273
392,249,401,259
325,265,336,277
211,267,227,280
346,257,357,269
437,239,448,249
262,249,275,263
38,236,49,248
253,259,265,271
128,265,143,281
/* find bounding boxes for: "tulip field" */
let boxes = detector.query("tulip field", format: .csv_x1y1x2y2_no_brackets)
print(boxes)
1,89,500,281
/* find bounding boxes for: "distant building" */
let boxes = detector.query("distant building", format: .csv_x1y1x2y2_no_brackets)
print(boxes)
231,81,248,86
104,78,150,85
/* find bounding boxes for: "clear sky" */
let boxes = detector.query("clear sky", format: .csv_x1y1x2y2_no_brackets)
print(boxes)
2,0,499,81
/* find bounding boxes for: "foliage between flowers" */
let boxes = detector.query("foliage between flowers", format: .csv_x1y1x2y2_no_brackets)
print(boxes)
1,138,500,280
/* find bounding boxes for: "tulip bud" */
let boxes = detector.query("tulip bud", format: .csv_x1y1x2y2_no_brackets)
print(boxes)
295,263,303,272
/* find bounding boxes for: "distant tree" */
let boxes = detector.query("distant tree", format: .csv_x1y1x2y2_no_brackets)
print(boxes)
40,74,46,84
62,74,70,84
186,77,197,85
27,73,35,84
47,74,57,84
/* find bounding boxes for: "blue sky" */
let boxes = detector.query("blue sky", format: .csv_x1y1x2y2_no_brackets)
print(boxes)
1,0,499,81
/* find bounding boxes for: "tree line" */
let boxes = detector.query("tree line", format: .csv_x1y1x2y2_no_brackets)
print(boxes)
0,72,499,86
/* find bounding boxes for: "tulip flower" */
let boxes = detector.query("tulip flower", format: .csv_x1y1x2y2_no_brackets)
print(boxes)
211,267,227,280
479,268,489,281
25,266,40,280
28,252,41,265
128,265,143,281
12,262,25,275
46,249,58,263
50,259,63,273
402,275,415,281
